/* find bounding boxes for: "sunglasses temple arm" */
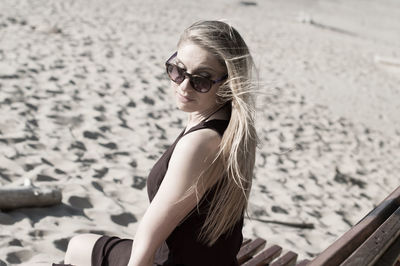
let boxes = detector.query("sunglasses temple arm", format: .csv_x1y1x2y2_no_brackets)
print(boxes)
166,51,177,63
214,74,228,83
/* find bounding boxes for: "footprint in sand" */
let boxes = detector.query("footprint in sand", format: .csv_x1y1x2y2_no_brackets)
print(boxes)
8,239,23,247
68,196,93,209
240,1,257,6
148,112,162,120
110,212,137,227
28,229,51,239
117,110,130,129
91,181,104,193
36,174,58,182
131,175,146,190
122,81,130,89
53,237,70,252
99,142,118,150
70,141,87,151
0,168,12,182
127,100,136,108
94,115,106,122
129,160,137,168
142,96,155,105
55,168,67,175
271,205,289,215
99,126,110,133
93,167,108,179
83,131,104,140
6,249,32,264
333,168,367,189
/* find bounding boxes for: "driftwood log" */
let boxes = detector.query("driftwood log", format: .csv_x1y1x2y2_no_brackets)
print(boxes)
0,180,62,210
374,56,400,67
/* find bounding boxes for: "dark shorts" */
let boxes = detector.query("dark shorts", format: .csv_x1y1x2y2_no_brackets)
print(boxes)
92,235,133,266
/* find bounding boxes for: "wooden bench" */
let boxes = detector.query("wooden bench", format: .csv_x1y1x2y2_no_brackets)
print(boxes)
238,185,400,266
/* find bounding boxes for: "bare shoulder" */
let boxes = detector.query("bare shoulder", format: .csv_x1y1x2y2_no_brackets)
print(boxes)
176,128,221,155
165,128,222,187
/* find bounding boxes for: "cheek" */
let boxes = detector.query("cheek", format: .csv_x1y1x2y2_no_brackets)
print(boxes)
200,90,218,105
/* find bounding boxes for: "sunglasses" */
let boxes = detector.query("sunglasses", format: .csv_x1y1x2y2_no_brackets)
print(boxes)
165,52,228,93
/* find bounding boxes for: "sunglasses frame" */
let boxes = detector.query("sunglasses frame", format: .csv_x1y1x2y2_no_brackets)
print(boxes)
165,51,228,93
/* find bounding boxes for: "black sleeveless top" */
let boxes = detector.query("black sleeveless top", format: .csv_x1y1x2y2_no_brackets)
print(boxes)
146,118,243,266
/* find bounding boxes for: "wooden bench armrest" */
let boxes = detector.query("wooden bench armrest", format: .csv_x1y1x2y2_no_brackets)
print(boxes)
342,206,400,265
310,185,400,266
240,186,400,266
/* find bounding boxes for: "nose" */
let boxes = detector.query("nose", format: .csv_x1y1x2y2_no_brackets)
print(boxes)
178,76,193,92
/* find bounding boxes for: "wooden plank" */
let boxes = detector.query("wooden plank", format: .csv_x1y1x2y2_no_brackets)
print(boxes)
342,206,400,266
237,238,266,264
375,232,400,266
242,238,252,246
309,185,400,266
296,259,311,266
242,245,282,266
270,251,298,266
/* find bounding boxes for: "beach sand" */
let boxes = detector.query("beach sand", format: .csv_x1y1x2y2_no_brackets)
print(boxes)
0,0,399,264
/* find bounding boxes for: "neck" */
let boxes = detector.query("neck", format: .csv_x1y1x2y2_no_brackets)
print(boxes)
187,103,224,126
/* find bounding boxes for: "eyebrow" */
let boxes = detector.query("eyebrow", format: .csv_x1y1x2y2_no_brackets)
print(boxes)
175,58,215,74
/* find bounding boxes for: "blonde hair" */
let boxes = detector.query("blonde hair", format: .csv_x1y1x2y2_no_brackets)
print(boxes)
178,20,258,245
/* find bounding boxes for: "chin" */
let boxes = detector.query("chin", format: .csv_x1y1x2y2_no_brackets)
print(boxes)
176,100,194,113
175,92,196,112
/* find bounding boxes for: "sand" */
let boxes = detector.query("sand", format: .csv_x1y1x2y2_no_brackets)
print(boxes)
0,0,399,265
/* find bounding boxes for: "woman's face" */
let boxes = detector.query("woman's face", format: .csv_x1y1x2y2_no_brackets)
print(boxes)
170,41,227,114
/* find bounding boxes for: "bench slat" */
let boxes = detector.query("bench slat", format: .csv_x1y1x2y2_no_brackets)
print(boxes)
296,259,311,266
242,238,252,247
270,251,298,266
342,206,400,265
375,232,400,266
242,245,282,266
237,238,266,264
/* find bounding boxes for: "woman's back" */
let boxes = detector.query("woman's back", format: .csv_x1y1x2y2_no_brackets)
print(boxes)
147,119,243,266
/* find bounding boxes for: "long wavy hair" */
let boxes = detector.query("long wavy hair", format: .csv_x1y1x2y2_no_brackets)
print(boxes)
177,20,258,246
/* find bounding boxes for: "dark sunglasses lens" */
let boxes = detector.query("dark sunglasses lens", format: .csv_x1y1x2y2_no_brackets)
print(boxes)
192,77,211,93
166,63,212,93
167,64,184,83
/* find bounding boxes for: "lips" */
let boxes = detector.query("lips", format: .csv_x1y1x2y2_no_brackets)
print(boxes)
176,91,193,103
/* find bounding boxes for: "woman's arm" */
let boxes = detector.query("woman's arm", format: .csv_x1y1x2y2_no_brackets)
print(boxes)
127,128,221,266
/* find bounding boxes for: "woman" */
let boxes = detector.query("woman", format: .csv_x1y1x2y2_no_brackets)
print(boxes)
61,20,257,266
